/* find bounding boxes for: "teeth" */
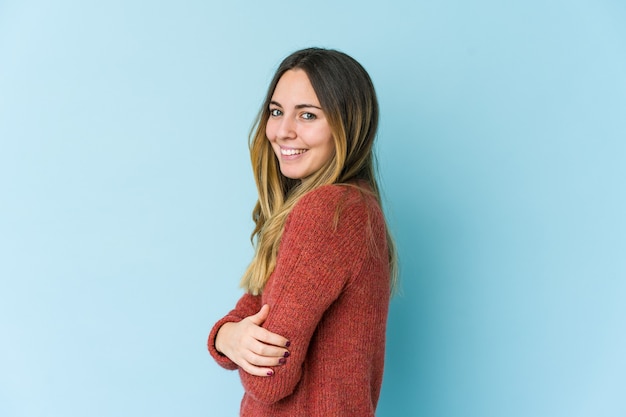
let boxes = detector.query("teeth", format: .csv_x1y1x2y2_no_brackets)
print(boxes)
281,148,307,156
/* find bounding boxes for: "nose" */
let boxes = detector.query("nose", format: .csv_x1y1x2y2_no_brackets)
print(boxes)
275,115,296,140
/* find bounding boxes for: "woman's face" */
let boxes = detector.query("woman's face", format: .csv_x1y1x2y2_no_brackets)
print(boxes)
266,69,335,180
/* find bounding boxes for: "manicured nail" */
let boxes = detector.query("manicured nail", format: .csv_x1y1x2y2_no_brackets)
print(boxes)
279,358,286,365
285,341,291,348
283,351,290,358
267,370,274,376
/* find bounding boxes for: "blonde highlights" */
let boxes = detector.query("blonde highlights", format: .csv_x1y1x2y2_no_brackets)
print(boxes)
240,48,397,295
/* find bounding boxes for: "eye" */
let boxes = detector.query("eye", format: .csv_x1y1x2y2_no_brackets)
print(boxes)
269,108,282,117
301,112,316,120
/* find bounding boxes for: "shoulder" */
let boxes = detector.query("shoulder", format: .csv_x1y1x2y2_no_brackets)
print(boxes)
296,182,377,209
287,183,382,232
293,183,376,217
278,183,387,273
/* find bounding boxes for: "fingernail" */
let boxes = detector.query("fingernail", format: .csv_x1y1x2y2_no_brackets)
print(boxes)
285,341,291,348
279,358,286,365
283,351,290,358
267,370,274,376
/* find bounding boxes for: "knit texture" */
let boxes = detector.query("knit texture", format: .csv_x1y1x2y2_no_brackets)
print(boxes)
208,184,390,416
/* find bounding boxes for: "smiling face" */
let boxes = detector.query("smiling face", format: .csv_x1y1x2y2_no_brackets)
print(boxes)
266,69,335,180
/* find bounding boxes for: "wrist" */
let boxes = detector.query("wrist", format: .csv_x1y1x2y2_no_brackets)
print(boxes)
215,322,232,355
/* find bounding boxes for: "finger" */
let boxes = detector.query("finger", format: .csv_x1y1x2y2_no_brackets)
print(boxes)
240,360,277,377
248,304,270,326
253,326,291,350
248,338,290,359
244,349,289,367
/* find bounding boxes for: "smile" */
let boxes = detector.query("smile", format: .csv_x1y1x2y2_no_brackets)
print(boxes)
280,148,307,156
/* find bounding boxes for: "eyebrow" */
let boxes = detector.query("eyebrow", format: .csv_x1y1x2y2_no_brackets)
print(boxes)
269,100,322,110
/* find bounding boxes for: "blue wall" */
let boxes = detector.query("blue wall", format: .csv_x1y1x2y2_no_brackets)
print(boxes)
1,1,624,416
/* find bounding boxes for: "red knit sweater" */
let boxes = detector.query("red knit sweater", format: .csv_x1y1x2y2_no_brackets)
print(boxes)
208,184,390,416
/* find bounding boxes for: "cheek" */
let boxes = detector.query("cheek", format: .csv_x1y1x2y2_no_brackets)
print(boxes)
321,130,335,155
324,140,336,160
265,120,276,141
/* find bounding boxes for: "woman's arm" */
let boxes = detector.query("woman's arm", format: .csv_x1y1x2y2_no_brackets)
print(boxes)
208,276,290,373
238,185,375,404
215,304,290,376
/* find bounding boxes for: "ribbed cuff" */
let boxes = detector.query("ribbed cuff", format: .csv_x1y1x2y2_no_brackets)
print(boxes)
207,315,242,370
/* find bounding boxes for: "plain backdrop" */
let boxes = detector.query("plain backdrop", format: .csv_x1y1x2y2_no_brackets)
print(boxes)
1,1,625,416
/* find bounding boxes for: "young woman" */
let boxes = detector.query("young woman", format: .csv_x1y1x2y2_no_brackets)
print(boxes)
207,47,397,416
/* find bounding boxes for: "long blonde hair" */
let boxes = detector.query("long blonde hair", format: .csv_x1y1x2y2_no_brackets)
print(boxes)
240,48,397,295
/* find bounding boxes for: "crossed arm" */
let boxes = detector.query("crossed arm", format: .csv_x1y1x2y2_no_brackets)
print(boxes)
215,304,290,377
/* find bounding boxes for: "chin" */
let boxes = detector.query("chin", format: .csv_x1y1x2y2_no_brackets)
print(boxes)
281,172,303,180
279,166,305,180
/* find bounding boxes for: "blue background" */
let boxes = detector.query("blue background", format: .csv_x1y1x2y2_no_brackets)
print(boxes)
1,1,624,416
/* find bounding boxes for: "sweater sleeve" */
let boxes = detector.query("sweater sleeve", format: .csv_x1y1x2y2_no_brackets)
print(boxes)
239,185,372,404
207,292,262,370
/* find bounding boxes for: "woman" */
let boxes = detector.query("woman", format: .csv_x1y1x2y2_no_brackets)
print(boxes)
208,47,397,416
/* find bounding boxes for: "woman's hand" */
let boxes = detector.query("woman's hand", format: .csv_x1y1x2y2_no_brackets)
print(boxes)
215,304,290,377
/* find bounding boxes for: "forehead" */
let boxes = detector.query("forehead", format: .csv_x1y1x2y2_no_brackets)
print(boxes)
271,69,320,104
